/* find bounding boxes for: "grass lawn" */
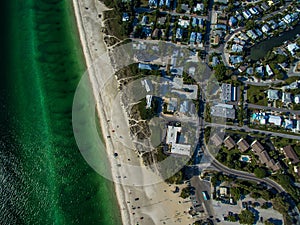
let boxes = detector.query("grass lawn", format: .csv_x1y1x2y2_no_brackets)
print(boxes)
247,85,268,106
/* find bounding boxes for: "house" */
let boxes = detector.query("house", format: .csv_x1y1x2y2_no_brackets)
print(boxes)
283,14,292,24
178,19,190,28
255,66,264,76
146,95,152,109
181,4,190,13
249,7,259,15
294,94,300,104
266,64,274,76
246,30,258,40
122,13,130,22
190,32,197,43
267,159,282,171
284,119,294,129
196,33,202,43
198,18,204,29
255,28,263,37
268,20,278,29
149,0,158,7
268,115,282,126
224,136,235,150
287,43,300,55
267,89,279,100
211,133,223,147
176,28,183,40
282,92,292,104
260,2,270,11
157,17,167,24
262,24,271,34
251,140,264,154
212,56,220,67
166,125,191,156
242,10,252,19
237,138,250,152
210,103,235,119
194,3,204,12
228,16,238,27
152,28,161,39
192,17,198,27
246,67,254,75
141,16,149,25
231,44,243,53
282,145,300,164
229,55,243,65
221,83,237,102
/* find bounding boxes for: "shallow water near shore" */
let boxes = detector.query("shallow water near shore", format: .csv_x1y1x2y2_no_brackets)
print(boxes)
0,0,121,224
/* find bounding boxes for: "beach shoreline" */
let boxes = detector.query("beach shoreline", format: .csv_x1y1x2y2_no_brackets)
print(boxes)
71,0,132,224
71,1,197,224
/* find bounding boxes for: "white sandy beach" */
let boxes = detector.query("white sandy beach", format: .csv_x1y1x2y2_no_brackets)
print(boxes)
71,0,197,224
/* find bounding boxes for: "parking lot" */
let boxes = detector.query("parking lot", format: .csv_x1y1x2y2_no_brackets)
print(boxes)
212,195,283,224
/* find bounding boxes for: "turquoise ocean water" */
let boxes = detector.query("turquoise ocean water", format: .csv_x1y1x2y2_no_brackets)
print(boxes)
0,0,121,224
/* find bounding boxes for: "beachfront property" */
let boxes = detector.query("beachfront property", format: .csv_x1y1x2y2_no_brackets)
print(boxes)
165,124,191,156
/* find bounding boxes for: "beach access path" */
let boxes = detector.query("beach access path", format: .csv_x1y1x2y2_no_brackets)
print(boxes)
72,0,199,224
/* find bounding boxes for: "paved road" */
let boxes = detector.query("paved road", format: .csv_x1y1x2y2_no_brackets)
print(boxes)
205,122,300,140
191,176,216,221
247,103,300,115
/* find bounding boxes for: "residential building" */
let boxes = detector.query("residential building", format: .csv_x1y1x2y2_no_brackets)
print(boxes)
251,140,264,154
256,66,264,76
149,0,158,7
242,10,252,19
190,32,197,43
282,145,300,164
221,83,237,102
122,13,129,22
287,43,300,55
231,44,243,53
229,55,243,65
249,7,259,15
228,16,238,26
212,56,219,67
266,64,274,76
194,3,204,12
268,115,282,126
262,24,271,34
224,136,235,150
211,103,235,119
211,133,223,147
267,89,279,100
176,28,183,40
237,138,250,152
246,30,258,40
282,92,292,104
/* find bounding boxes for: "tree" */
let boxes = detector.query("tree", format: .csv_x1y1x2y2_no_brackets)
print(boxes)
214,63,227,81
231,187,241,201
254,167,268,178
238,210,255,225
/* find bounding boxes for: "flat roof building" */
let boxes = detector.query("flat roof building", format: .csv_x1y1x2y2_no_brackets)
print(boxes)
166,125,191,156
211,103,235,119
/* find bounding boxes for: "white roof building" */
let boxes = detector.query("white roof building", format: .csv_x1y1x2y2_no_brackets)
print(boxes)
262,24,271,34
242,10,252,19
267,89,279,100
266,64,274,76
268,115,282,126
287,43,300,55
166,125,191,156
